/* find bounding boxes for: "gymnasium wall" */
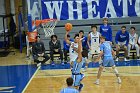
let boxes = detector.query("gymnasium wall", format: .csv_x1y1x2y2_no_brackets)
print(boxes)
38,17,140,50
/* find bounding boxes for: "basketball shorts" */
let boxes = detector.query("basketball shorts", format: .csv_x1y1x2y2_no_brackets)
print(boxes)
101,57,115,67
87,50,100,63
90,46,100,54
72,73,85,86
70,55,78,62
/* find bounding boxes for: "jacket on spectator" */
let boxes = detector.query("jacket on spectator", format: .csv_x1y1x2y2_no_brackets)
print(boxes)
100,24,112,42
115,30,129,46
32,42,45,55
49,40,61,51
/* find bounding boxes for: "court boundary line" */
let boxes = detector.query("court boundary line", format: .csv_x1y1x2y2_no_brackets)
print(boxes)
0,90,13,92
22,66,41,93
35,72,140,78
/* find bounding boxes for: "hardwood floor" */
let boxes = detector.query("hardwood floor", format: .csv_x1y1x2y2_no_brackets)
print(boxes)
25,67,140,93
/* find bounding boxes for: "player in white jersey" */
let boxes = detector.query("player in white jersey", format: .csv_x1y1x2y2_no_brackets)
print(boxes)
65,31,80,68
69,42,78,62
87,25,101,63
128,27,139,59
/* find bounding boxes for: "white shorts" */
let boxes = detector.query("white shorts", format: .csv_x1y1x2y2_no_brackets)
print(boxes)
118,41,126,46
90,46,100,54
70,55,78,62
87,51,100,63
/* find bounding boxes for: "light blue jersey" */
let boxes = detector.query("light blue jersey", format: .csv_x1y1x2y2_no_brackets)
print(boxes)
72,60,84,74
71,60,84,86
100,41,115,67
100,41,112,57
60,87,79,93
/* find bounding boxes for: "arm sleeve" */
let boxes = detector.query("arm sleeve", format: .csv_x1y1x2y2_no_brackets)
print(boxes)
32,43,37,55
115,32,119,44
109,26,112,42
49,41,53,50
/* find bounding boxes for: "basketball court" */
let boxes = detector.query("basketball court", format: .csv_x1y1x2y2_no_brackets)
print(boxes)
0,54,140,93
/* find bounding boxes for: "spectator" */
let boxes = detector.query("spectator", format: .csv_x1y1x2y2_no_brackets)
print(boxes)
32,35,50,67
49,35,63,65
100,18,112,43
63,34,73,63
115,26,129,61
128,27,139,59
60,77,79,93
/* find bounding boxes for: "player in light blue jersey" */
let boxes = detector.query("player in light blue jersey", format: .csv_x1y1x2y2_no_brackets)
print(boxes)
71,34,85,92
94,36,121,85
60,77,79,93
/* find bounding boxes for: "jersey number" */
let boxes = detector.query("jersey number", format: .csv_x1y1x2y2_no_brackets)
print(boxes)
72,49,75,53
94,39,96,42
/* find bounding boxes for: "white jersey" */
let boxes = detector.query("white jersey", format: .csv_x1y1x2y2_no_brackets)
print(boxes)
90,32,100,47
90,32,100,54
129,33,138,45
69,42,78,62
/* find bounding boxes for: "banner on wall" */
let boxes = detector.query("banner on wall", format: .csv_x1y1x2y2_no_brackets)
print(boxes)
28,0,140,20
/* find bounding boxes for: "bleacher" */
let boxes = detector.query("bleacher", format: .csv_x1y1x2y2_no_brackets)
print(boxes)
38,17,140,60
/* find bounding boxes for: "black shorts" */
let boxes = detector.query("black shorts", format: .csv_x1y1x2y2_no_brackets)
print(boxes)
82,47,88,58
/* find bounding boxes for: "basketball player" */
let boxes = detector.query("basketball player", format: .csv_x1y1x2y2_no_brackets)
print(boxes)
94,36,121,85
87,25,101,64
128,27,139,59
71,34,84,92
65,32,79,69
65,30,84,91
60,77,79,93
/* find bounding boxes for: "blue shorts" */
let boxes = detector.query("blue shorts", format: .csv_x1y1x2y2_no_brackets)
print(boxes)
72,73,85,86
102,57,115,67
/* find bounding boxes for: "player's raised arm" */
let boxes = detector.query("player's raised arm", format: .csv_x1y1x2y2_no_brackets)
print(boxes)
64,23,73,45
64,31,71,45
77,35,83,63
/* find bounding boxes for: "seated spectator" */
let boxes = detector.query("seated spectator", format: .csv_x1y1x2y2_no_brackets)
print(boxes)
115,26,129,61
63,34,73,63
128,27,139,59
60,77,79,93
32,35,50,67
49,35,63,65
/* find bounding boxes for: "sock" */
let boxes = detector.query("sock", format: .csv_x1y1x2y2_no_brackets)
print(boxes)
96,79,99,81
117,77,120,80
113,68,119,74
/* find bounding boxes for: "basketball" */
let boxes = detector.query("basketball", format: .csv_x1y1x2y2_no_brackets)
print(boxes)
65,23,73,31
